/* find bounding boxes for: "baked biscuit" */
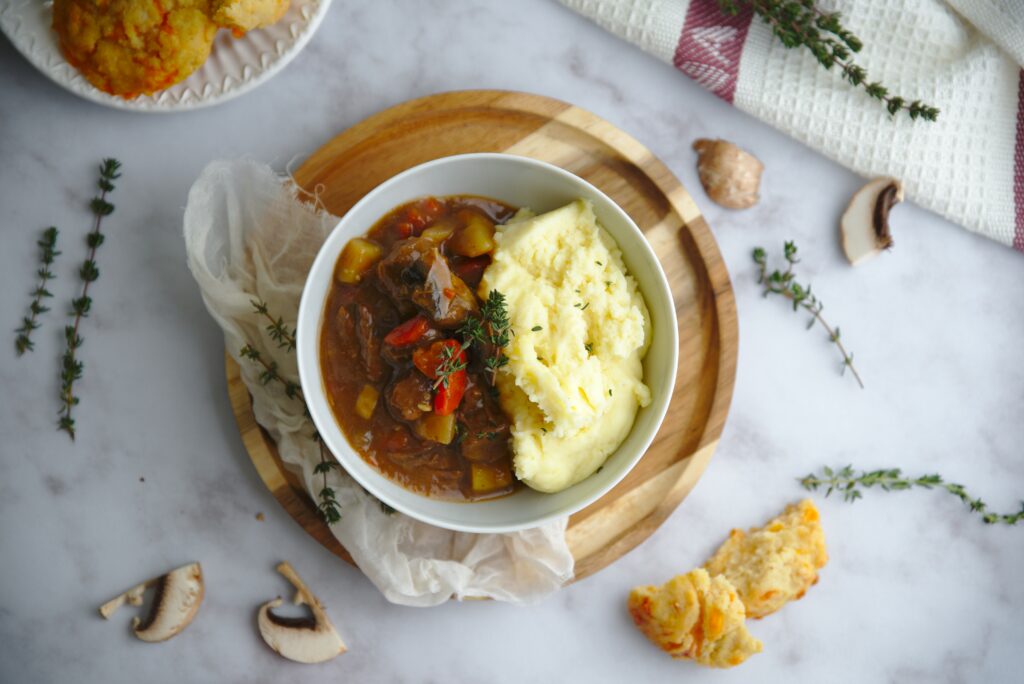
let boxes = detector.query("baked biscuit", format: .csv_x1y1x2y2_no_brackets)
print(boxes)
52,0,217,98
210,0,290,36
628,569,762,669
704,499,828,619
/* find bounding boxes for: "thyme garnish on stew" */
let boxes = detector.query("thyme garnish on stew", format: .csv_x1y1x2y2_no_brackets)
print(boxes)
801,466,1024,526
58,158,121,439
15,227,60,355
459,289,512,382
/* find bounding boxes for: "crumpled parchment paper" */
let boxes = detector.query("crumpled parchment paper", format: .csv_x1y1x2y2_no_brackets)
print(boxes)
183,159,574,606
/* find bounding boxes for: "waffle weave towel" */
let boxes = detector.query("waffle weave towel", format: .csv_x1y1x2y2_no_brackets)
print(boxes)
559,0,1024,253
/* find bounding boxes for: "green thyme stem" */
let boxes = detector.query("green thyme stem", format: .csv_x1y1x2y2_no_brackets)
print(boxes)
239,333,342,525
716,0,939,121
754,242,864,388
801,465,1024,526
239,344,303,401
251,299,296,351
59,159,121,439
312,443,343,525
15,227,60,355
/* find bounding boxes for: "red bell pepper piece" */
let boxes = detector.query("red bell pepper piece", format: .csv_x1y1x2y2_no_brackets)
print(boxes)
412,339,468,415
383,315,430,347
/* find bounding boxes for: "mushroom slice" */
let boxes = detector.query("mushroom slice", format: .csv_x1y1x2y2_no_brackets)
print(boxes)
841,177,904,266
99,562,204,643
258,561,347,664
693,138,764,209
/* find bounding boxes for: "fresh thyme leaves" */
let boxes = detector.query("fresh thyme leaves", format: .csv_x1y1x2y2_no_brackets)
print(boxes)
585,342,593,354
801,466,1024,526
312,442,343,525
432,341,468,390
458,289,512,382
15,227,60,355
239,344,303,400
715,1,939,121
58,158,121,439
239,322,343,526
475,431,499,440
754,242,863,388
251,299,296,351
531,326,543,332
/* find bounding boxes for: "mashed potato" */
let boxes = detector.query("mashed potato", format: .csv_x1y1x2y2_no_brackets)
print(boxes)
481,199,651,493
703,499,828,619
628,569,763,668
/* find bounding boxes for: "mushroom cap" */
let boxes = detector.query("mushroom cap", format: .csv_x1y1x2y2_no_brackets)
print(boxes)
840,177,904,266
132,562,205,643
257,598,347,664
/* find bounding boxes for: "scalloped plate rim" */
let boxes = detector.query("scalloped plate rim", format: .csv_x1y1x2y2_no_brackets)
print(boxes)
0,0,332,113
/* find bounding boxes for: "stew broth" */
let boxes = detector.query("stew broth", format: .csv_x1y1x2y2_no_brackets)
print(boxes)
319,196,520,502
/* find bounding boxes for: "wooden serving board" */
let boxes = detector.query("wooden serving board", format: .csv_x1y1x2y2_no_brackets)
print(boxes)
226,90,737,583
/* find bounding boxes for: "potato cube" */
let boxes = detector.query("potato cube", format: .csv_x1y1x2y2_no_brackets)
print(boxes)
336,238,383,284
471,464,513,492
354,384,379,420
449,214,496,258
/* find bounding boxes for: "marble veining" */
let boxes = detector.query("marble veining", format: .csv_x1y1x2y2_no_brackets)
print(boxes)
0,0,1021,681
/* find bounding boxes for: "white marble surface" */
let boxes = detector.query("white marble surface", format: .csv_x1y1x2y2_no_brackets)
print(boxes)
1,1,1022,682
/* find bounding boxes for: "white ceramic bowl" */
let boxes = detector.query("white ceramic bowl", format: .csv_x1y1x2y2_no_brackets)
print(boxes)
297,153,678,533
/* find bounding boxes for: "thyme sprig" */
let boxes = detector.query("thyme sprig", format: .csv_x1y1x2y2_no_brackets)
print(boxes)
312,444,343,525
459,289,512,382
15,227,60,355
432,341,469,391
716,0,939,121
238,342,342,524
801,466,1024,526
251,299,296,351
58,158,121,439
754,242,863,388
239,344,302,400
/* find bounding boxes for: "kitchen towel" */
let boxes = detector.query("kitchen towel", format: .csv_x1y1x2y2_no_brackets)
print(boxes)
183,159,574,607
559,0,1024,252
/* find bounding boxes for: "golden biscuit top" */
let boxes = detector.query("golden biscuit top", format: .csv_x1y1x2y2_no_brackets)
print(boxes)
704,499,828,619
628,568,762,669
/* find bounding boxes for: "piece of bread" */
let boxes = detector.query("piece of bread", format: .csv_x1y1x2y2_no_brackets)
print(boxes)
704,499,828,619
52,0,217,98
210,0,290,36
628,569,763,669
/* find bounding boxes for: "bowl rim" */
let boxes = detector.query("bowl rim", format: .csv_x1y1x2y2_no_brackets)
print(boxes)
297,152,679,533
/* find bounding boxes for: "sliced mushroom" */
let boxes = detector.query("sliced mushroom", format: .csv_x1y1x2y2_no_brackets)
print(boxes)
693,138,764,209
841,177,904,265
99,562,204,642
258,561,347,664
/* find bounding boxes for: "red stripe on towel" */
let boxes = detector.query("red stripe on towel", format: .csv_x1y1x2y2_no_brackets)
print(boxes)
1015,69,1024,252
672,0,754,103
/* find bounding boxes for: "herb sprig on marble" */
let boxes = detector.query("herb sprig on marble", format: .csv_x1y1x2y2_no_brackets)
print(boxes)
754,242,863,388
715,0,939,121
801,466,1024,526
58,159,122,439
15,227,61,355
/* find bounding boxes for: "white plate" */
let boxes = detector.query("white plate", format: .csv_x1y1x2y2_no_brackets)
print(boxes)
0,0,331,112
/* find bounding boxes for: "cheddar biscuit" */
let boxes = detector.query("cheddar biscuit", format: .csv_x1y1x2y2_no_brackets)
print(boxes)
210,0,290,36
628,569,762,669
704,499,828,619
52,0,217,98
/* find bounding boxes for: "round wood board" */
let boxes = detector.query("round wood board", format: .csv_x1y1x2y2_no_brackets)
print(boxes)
225,90,737,584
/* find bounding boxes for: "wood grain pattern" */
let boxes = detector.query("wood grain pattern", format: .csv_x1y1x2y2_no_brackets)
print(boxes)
225,90,737,585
